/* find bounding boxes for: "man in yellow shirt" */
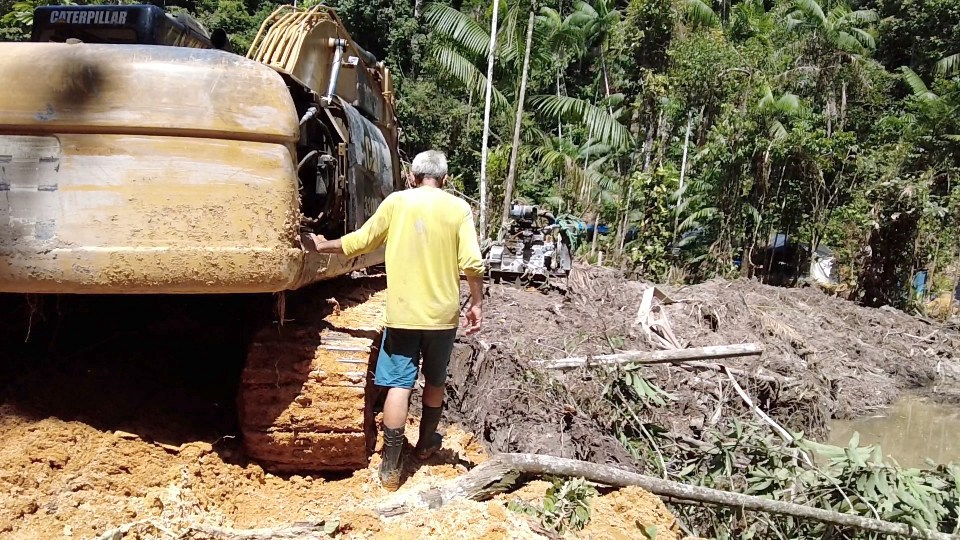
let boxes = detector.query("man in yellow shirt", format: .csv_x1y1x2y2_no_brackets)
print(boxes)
308,150,485,491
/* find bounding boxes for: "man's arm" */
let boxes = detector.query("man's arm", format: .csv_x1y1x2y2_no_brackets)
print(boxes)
305,196,393,258
463,274,483,335
458,210,486,335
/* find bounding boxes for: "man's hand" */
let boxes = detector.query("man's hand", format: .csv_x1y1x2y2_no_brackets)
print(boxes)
300,232,325,251
302,232,345,255
463,302,482,335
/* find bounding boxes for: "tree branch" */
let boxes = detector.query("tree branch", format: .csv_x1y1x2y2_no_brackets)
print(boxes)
378,453,959,540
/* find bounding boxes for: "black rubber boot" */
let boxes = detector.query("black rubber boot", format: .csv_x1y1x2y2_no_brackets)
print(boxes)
414,404,443,460
378,426,405,491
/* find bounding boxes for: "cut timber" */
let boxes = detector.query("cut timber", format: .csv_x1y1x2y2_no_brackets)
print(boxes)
532,343,764,370
378,453,959,540
237,280,386,472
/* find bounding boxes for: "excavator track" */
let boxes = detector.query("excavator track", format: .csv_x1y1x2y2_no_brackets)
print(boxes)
238,275,386,472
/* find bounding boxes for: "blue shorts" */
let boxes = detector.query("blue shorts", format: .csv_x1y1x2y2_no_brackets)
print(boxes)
374,327,457,389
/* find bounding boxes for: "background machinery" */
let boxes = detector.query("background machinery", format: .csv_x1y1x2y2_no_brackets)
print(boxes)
486,204,574,284
0,4,400,471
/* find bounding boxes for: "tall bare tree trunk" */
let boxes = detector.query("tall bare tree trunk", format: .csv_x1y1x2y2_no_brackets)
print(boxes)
672,111,693,245
839,81,848,132
499,7,536,240
616,183,632,256
556,74,563,140
478,0,501,241
590,191,601,259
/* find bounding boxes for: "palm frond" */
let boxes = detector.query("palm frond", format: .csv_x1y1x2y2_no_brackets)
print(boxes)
680,207,718,231
777,92,801,113
432,46,510,110
424,3,492,58
794,0,826,26
530,95,633,149
683,0,720,27
845,8,879,26
499,5,523,67
900,66,939,103
768,119,789,141
936,53,960,77
833,31,866,54
849,28,876,50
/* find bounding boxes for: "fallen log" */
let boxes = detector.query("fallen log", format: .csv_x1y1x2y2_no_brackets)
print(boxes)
531,343,764,370
378,453,958,540
97,518,340,540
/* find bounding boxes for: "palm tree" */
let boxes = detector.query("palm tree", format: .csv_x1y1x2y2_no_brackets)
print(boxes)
567,0,620,101
785,0,879,136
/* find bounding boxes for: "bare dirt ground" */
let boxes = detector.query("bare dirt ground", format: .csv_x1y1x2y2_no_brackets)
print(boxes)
0,276,679,540
1,265,958,539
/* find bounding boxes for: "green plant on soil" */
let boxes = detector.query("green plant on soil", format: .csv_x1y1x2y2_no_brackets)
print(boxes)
507,477,598,533
603,371,960,539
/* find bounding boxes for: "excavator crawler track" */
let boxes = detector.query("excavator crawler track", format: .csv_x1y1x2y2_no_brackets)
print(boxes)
238,274,386,472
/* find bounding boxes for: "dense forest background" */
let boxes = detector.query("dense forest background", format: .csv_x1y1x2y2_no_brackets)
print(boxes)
3,0,959,310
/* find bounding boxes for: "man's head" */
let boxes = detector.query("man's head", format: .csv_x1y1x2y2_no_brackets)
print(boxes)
410,150,448,187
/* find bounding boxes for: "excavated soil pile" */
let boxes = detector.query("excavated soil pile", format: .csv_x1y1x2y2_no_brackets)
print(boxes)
447,264,960,454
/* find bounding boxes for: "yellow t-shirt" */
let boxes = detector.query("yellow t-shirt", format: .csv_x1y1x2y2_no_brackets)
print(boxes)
340,186,485,329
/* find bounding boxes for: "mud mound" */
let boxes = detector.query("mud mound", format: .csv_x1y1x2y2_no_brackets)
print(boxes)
450,265,960,453
658,278,960,424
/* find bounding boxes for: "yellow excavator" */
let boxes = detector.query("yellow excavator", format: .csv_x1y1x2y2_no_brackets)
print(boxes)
0,4,400,471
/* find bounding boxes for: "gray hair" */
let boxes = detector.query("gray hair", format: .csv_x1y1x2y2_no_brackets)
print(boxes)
410,150,448,179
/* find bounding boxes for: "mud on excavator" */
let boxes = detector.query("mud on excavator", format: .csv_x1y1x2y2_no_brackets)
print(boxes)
0,4,402,471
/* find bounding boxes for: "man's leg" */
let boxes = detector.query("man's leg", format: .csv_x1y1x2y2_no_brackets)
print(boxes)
373,328,421,490
415,328,457,460
382,387,413,429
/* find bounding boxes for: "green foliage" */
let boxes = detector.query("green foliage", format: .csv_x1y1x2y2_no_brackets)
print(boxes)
608,380,960,539
623,168,676,281
508,477,598,533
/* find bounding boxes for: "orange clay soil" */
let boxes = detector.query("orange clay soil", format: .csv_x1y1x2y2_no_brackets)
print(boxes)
0,407,681,540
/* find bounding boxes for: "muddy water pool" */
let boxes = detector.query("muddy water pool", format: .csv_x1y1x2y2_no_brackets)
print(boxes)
828,395,960,468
